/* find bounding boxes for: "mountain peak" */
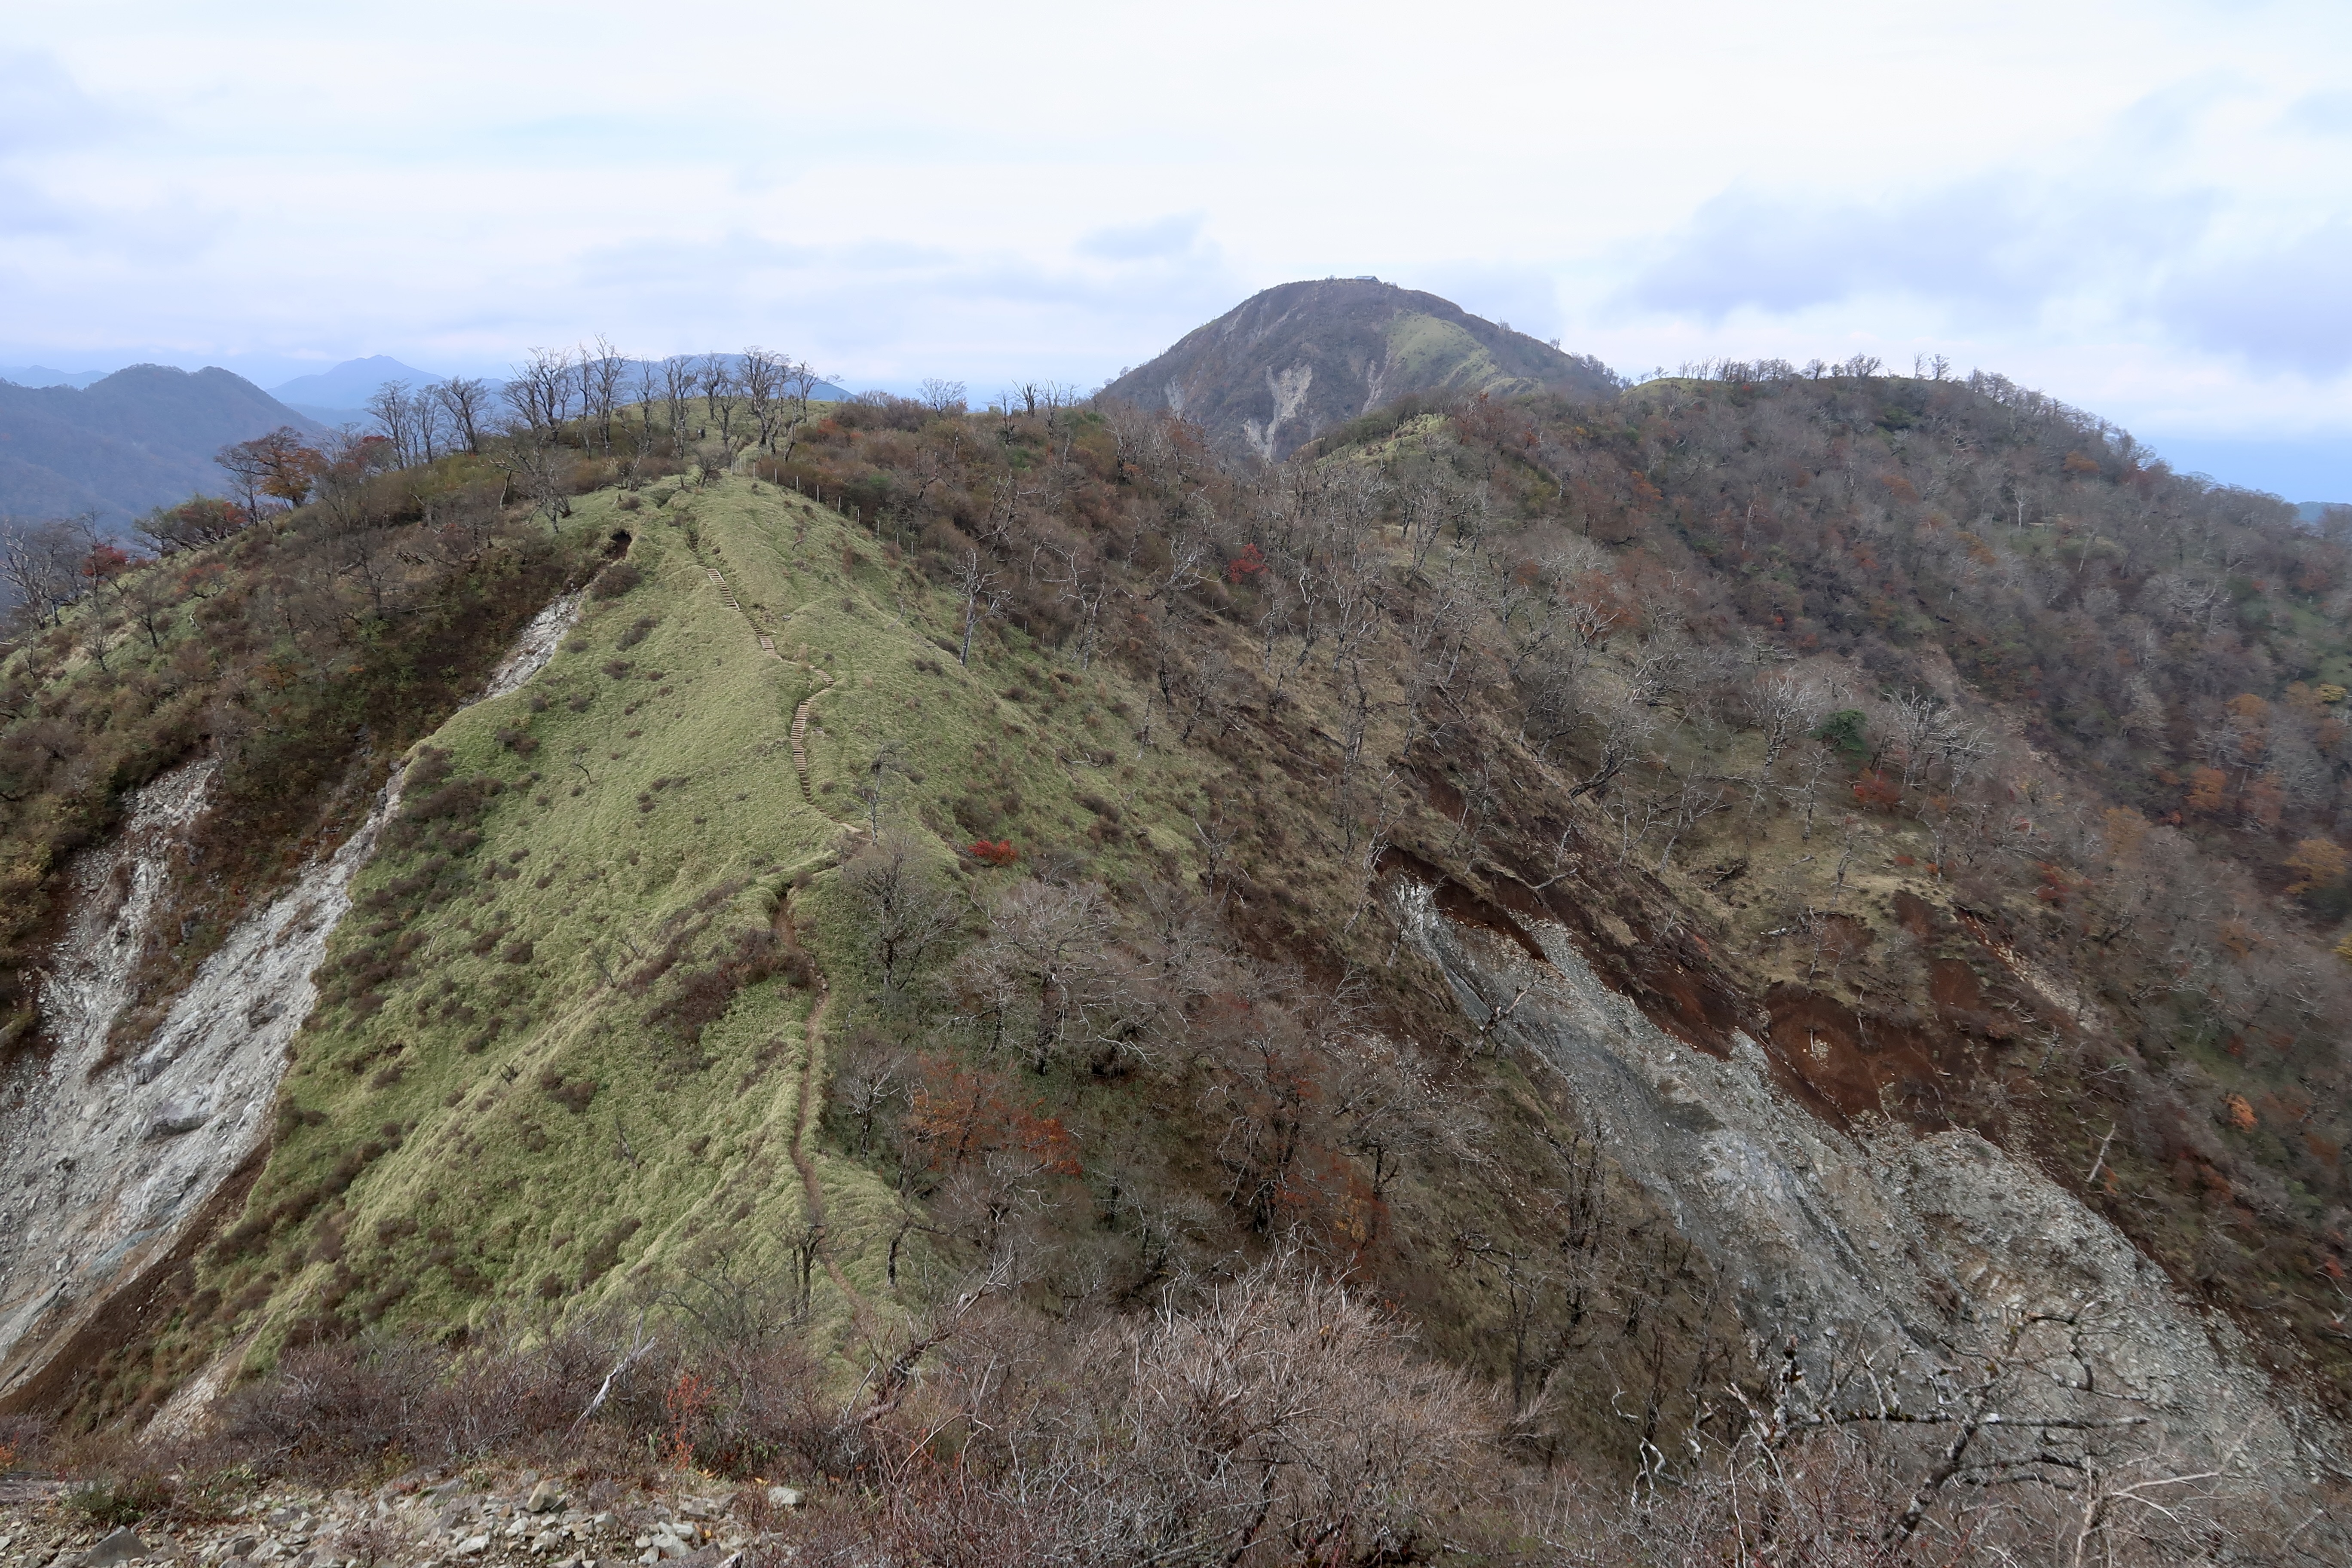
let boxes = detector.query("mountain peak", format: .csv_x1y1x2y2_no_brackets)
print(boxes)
268,355,448,407
1102,278,1618,459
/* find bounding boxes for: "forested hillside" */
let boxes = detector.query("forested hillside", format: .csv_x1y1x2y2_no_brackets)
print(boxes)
3,349,2350,1565
0,367,321,527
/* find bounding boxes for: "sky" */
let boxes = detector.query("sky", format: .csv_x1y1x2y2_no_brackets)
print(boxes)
3,0,2349,499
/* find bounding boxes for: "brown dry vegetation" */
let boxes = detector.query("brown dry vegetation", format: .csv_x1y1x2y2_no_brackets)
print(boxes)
10,357,2352,1563
760,374,2352,1415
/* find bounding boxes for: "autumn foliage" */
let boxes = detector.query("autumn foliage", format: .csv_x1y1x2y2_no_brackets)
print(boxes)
902,1060,1081,1178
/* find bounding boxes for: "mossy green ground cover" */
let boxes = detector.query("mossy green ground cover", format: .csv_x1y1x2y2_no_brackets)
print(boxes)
193,473,1220,1372
1383,314,1524,395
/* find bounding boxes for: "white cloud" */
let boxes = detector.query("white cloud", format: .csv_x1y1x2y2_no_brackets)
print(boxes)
0,0,2346,491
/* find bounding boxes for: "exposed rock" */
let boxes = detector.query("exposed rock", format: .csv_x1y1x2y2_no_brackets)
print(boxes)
0,590,588,1412
1391,874,2340,1494
140,1101,208,1141
79,1527,148,1567
0,763,399,1405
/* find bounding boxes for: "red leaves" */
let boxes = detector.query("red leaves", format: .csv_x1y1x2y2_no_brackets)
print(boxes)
903,1060,1081,1177
967,839,1018,867
80,542,132,582
1225,542,1268,583
665,1370,714,1467
1850,769,1902,811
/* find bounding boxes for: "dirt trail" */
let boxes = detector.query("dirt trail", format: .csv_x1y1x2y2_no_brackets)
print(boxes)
704,567,777,657
708,546,867,1332
778,903,870,1335
789,674,836,802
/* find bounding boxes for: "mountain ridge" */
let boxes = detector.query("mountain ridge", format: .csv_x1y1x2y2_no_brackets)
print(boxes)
4,294,2352,1560
1102,276,1619,459
0,365,320,528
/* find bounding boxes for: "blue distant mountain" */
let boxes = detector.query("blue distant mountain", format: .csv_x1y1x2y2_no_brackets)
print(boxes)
0,365,320,527
0,365,113,390
268,356,447,420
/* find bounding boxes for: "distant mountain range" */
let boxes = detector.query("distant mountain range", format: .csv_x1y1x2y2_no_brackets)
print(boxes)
268,355,447,426
0,353,866,529
0,366,113,391
0,366,321,528
1101,278,1621,459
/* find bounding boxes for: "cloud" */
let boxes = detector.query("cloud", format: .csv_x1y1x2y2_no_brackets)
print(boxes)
1615,162,2352,377
0,49,121,153
2158,218,2352,374
1615,175,2212,324
1076,214,1207,262
2282,89,2352,135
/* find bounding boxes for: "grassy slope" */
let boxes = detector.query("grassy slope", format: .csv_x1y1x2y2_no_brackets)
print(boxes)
168,472,1235,1386
1383,315,1538,398
61,453,1733,1461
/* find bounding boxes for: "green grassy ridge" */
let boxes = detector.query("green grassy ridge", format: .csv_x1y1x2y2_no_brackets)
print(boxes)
0,475,594,1059
1383,314,1530,398
178,474,1225,1381
67,459,1750,1461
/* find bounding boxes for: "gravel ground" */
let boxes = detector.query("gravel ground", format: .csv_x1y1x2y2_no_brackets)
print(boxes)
0,1467,801,1568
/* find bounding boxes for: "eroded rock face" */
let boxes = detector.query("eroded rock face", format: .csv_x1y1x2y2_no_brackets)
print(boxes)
0,590,585,1404
0,767,404,1397
1391,877,2340,1488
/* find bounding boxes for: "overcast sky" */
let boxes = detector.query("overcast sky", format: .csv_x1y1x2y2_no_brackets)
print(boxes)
4,0,2348,497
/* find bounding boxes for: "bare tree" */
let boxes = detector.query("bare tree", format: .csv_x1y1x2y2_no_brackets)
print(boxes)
737,347,783,454
777,357,827,462
660,356,695,437
955,548,1001,666
433,376,491,454
956,880,1125,1073
698,353,735,439
503,347,576,437
581,335,626,453
1,517,93,628
842,831,964,999
632,359,658,445
366,381,443,468
213,438,271,516
487,436,574,530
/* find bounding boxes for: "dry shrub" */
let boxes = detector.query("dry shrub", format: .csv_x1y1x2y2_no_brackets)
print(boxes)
789,1469,1050,1568
213,1336,444,1476
0,1411,52,1469
864,1263,1495,1566
199,1299,860,1491
1479,1413,2334,1568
